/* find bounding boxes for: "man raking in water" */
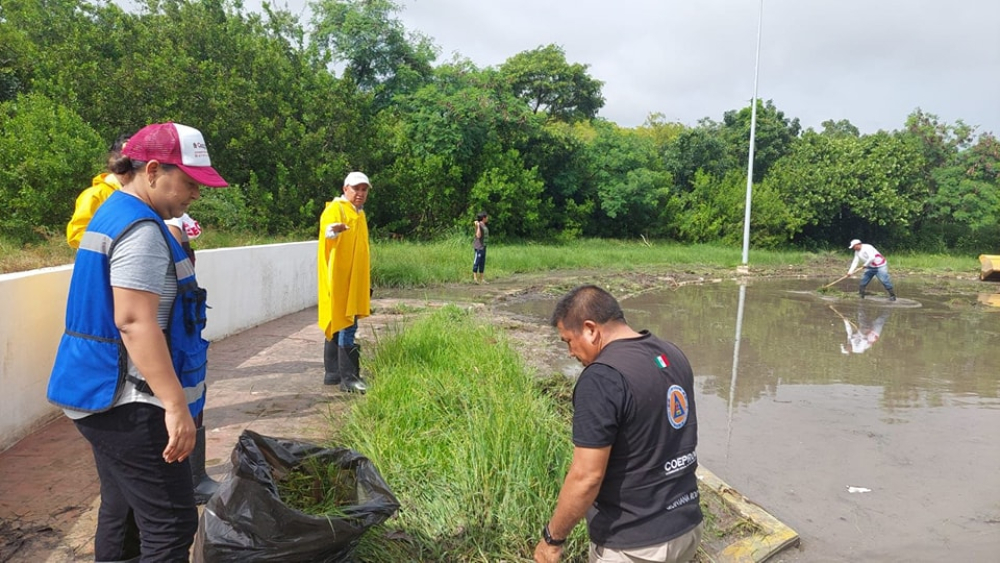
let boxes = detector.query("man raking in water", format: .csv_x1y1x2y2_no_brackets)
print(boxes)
847,238,897,301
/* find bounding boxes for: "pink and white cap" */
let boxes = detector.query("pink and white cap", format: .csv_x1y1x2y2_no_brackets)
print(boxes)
123,122,228,187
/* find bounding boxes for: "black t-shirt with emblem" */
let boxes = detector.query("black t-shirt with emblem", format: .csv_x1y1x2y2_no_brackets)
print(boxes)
572,331,702,548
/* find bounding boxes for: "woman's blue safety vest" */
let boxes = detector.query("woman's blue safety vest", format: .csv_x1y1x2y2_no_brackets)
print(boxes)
47,191,209,416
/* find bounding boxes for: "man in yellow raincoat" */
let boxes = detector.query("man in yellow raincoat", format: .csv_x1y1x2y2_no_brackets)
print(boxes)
318,171,372,393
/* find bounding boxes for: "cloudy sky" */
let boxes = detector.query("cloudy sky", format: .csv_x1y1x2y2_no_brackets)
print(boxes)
260,0,1000,135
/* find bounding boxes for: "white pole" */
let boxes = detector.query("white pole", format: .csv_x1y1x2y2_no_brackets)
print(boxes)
741,0,764,267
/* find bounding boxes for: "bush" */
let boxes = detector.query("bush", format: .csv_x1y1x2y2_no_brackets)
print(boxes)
0,93,104,242
193,183,254,232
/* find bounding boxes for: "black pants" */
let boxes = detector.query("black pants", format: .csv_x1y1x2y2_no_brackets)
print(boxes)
74,403,198,562
472,247,487,273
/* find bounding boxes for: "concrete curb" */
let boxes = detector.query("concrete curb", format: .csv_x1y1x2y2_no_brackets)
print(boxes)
697,466,800,562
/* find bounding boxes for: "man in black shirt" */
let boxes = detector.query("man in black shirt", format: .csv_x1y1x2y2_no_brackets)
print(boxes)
535,285,703,563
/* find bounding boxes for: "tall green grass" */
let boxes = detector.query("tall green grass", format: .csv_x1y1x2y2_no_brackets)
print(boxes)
337,306,585,562
0,234,76,274
371,237,815,288
892,251,982,273
4,231,981,280
371,237,983,288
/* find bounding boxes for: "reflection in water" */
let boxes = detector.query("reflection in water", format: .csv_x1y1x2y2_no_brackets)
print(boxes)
725,283,747,457
829,304,891,355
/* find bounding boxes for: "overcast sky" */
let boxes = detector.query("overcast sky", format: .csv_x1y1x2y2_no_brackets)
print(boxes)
258,0,1000,135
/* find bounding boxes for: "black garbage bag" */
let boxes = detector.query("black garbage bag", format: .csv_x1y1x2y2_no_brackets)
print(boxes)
194,430,400,563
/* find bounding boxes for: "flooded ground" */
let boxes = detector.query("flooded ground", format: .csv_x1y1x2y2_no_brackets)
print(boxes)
501,277,1000,562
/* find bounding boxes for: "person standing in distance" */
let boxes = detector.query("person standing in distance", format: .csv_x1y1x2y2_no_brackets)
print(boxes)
473,211,489,284
47,122,228,561
848,238,896,301
536,285,703,563
318,171,372,393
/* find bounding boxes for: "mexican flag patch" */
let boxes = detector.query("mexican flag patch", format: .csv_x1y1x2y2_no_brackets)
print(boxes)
655,354,670,368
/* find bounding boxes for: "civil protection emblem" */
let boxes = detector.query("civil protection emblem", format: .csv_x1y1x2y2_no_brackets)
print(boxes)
667,384,688,429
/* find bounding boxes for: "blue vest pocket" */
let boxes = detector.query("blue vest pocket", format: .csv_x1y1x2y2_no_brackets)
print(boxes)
48,334,125,412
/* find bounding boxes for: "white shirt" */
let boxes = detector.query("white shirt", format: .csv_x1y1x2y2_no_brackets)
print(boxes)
849,243,887,273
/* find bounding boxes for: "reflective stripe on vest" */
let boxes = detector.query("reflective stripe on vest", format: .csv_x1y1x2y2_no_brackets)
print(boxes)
47,191,208,416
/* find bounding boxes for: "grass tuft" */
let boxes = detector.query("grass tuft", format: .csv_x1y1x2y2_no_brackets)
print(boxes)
336,306,585,561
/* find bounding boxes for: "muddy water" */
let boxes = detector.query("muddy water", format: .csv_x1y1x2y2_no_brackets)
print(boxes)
503,278,1000,562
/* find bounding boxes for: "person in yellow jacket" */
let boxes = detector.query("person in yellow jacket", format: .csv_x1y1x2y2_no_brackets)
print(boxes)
318,171,372,393
66,133,131,248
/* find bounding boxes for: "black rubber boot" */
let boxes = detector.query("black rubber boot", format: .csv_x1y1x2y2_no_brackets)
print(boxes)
192,425,220,505
859,288,866,299
338,345,367,394
889,290,897,302
324,336,341,385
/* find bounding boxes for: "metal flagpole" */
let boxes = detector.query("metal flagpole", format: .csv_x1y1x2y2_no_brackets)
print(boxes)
741,0,765,267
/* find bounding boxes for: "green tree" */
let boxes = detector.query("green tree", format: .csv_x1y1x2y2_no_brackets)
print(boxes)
721,99,801,182
819,119,860,138
517,120,594,235
585,121,673,238
373,60,541,236
662,120,733,192
674,170,798,248
498,44,604,122
763,130,926,246
904,108,973,171
0,12,34,103
919,133,1000,250
310,0,436,107
0,93,103,242
468,147,550,239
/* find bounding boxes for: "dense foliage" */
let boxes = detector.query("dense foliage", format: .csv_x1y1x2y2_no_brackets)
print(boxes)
1,0,997,252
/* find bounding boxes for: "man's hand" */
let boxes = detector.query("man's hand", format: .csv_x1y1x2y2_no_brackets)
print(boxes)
325,223,349,238
534,541,562,563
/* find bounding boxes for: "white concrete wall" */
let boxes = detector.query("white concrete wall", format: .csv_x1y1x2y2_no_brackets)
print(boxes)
0,266,75,452
0,241,317,451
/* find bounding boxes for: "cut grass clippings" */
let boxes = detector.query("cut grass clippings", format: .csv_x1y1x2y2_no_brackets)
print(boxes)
275,457,357,517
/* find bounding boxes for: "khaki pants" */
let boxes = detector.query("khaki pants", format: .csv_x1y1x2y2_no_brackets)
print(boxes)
589,522,703,563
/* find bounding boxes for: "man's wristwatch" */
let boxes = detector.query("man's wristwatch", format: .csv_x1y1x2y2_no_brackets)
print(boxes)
542,524,566,546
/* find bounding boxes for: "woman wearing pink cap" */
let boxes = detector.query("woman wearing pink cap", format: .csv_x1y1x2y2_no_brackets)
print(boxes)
47,122,227,561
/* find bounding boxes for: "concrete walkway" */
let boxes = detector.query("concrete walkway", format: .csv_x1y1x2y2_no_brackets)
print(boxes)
0,307,350,562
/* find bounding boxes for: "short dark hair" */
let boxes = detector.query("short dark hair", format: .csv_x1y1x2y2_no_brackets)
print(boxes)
550,285,625,331
476,211,488,221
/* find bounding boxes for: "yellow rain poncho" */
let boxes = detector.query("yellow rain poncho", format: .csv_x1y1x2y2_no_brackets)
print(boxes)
317,196,371,340
66,173,122,248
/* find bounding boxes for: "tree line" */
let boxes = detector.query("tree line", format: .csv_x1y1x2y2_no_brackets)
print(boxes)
1,0,997,252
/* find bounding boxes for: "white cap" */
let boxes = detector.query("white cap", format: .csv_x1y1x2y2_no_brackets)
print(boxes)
344,171,371,187
848,239,862,248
